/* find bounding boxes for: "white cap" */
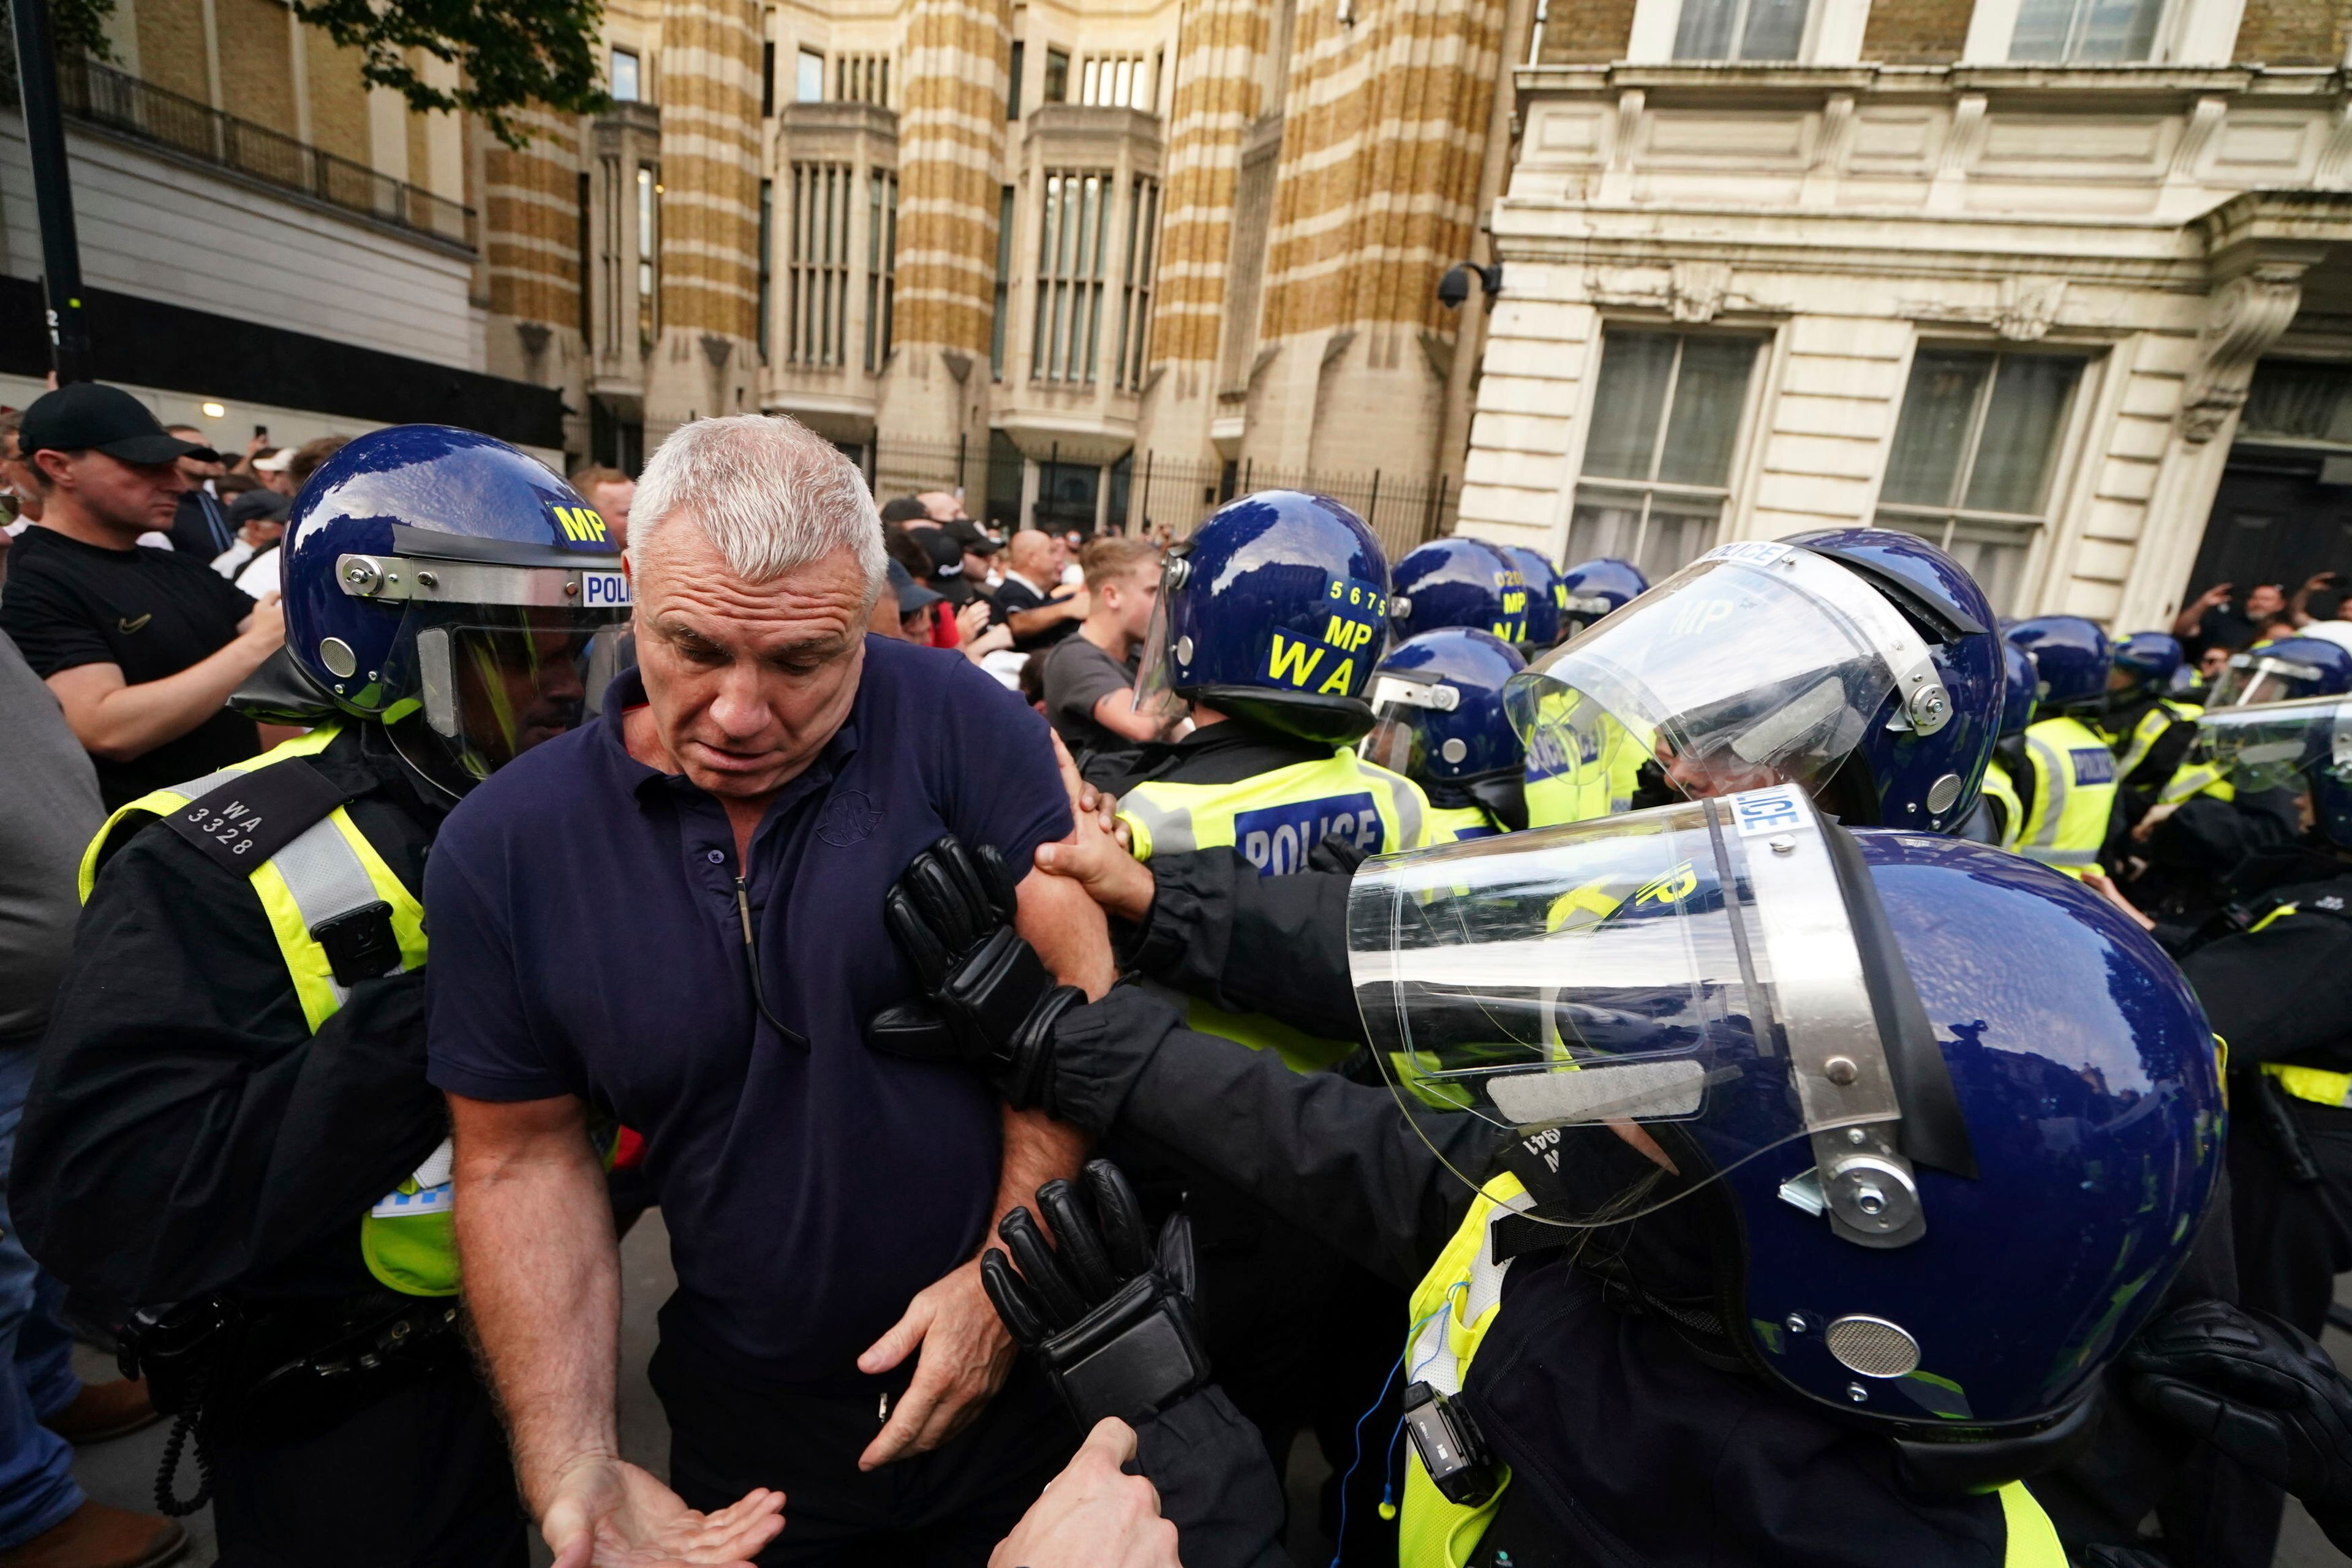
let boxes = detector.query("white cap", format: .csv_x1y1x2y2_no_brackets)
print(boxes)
252,448,293,473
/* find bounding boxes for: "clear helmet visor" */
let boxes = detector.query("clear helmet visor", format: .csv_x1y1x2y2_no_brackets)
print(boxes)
2208,652,2324,711
1349,785,1934,1246
1507,541,1951,816
415,606,629,780
1130,576,1186,725
1358,671,1457,778
2189,694,2352,794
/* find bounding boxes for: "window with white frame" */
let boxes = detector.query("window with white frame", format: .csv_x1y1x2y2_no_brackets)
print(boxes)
610,48,641,102
785,162,852,368
1673,0,1810,61
1567,330,1760,579
1875,349,2086,614
2008,0,2165,62
1080,55,1152,108
865,168,897,372
1033,171,1110,385
1114,175,1158,390
635,164,658,351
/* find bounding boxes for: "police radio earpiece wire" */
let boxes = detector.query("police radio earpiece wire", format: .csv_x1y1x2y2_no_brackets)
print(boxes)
1328,1278,1468,1565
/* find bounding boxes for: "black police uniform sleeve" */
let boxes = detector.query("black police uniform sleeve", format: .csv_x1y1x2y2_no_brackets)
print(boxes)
2176,911,2352,1066
2144,790,2299,875
1048,986,1499,1287
1133,1386,1295,1568
10,823,447,1311
1118,848,1361,1043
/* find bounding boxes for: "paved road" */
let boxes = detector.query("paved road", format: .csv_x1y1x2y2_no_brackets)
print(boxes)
62,1215,2346,1565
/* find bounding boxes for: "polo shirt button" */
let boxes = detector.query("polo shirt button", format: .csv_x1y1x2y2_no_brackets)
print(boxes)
706,850,726,864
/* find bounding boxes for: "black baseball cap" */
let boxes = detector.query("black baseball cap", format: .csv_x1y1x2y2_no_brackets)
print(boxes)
888,558,944,616
946,516,996,552
225,488,291,527
20,383,220,464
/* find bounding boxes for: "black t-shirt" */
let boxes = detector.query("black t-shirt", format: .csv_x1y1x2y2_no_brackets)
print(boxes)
990,571,1080,651
1039,635,1139,757
0,526,260,808
2188,603,2260,659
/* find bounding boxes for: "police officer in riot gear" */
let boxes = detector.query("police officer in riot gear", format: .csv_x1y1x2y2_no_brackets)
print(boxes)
1964,642,2038,850
1552,556,1648,641
1387,538,1529,647
2001,616,2121,879
1512,529,2002,832
882,784,2230,1567
13,428,631,1566
2100,632,2201,837
1360,629,1528,842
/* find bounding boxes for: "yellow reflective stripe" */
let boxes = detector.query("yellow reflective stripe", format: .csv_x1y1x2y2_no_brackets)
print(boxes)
2018,717,2114,879
1998,1483,2066,1568
77,727,345,900
2266,1061,2352,1109
1115,753,1429,866
2248,902,2299,935
1425,805,1496,843
1981,759,2023,852
251,807,428,1032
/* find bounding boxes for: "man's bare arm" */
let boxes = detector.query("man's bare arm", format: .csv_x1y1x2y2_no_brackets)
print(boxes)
452,1093,784,1564
47,600,284,762
1088,688,1167,745
1008,592,1088,641
451,1091,617,1511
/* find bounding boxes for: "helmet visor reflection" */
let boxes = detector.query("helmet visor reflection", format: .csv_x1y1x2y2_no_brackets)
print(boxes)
2190,694,2352,794
2209,653,2324,710
418,608,627,778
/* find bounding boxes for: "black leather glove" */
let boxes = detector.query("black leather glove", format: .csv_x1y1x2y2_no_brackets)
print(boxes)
2127,1298,2352,1552
981,1159,1212,1430
868,834,1083,1104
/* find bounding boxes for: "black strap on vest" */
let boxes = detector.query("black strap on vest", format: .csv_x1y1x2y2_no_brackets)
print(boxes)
158,760,353,876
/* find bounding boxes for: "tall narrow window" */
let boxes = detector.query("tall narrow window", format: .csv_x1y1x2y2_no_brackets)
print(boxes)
578,170,594,349
610,48,641,102
1877,349,2086,614
865,168,899,372
760,41,775,116
786,162,852,367
1033,172,1110,384
635,164,659,351
601,156,622,352
2010,0,2164,62
1672,0,1809,60
1044,48,1069,104
756,178,774,364
1080,56,1150,108
992,185,1016,379
796,47,824,103
1115,176,1158,390
1006,40,1025,119
1567,330,1760,578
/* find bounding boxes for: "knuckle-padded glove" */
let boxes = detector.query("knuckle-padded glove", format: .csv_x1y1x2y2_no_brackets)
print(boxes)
2127,1298,2352,1552
868,834,1085,1101
979,1158,1211,1430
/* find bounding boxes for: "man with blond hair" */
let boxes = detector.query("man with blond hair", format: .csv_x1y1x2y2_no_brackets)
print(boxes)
429,414,1107,1565
1039,537,1171,772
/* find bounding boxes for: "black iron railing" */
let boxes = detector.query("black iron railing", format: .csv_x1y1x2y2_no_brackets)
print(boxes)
53,56,475,249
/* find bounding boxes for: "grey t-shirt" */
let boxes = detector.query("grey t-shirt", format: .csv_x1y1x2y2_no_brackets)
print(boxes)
0,631,103,1047
1041,634,1140,758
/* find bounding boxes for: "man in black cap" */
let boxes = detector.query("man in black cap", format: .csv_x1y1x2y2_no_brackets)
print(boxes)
0,383,283,809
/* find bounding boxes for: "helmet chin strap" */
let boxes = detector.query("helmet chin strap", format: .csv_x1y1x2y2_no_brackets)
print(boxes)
382,714,473,807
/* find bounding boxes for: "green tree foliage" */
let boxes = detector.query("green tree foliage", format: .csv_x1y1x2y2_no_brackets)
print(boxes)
44,0,607,147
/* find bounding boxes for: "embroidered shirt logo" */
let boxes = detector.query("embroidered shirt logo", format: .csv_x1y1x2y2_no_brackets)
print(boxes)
817,790,881,846
116,613,151,634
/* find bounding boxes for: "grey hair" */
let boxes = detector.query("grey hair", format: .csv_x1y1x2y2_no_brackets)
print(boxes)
630,413,886,602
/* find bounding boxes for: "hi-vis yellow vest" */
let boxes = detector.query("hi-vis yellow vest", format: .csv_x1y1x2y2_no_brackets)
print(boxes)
1398,1176,2067,1568
1426,804,1503,843
1118,748,1430,1073
2108,698,2201,786
2017,714,2119,879
80,728,456,1298
1982,756,2024,852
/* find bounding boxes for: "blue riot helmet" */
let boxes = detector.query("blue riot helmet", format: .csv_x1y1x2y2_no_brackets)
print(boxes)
1349,785,2222,1457
1554,557,1648,639
1360,629,1529,829
1998,642,2037,741
2109,631,2183,700
1509,530,2001,833
1501,546,1561,649
2002,616,2111,715
2206,634,2352,709
1389,538,1529,646
2188,694,2352,850
1134,489,1390,745
264,424,631,792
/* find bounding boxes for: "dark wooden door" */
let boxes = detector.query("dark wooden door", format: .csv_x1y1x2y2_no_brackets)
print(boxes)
2189,448,2352,618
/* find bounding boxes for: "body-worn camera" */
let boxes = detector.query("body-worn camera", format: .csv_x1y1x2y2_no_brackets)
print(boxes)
1403,1379,1498,1506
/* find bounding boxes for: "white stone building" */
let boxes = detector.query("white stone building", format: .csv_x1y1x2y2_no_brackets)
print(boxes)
1454,0,2352,631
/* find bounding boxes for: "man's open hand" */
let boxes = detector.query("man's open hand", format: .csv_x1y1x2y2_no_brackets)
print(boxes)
988,1419,1179,1568
542,1455,783,1568
1036,734,1152,922
856,1255,1017,1469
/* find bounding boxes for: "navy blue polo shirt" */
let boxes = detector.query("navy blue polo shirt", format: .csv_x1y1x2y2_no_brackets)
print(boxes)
424,636,1068,1385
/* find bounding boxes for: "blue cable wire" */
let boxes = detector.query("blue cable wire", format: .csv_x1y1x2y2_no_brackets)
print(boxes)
1328,1284,1465,1568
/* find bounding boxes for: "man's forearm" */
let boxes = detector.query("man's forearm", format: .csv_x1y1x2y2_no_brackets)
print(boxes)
451,1098,620,1514
51,638,271,761
1009,598,1083,639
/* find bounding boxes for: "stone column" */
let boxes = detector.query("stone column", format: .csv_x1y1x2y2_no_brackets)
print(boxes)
482,109,587,458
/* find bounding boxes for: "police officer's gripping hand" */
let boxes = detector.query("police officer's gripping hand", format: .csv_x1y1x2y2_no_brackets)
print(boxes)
979,1159,1211,1431
869,834,1084,1105
2126,1298,2352,1551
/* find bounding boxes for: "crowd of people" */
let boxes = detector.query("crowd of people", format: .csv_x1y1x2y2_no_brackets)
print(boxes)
1,387,2351,1568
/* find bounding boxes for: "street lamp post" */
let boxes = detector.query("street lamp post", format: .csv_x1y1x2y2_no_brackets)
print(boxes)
10,0,92,383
